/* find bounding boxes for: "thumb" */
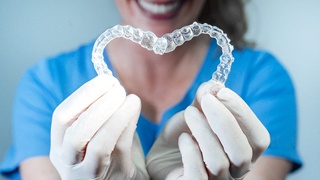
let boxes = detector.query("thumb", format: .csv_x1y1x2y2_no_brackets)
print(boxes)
146,111,189,179
159,111,190,146
193,80,225,110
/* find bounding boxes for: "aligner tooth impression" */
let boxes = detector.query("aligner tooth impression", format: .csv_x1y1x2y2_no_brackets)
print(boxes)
91,22,235,89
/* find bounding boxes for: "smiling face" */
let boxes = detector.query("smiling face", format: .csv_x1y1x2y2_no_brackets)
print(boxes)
115,0,206,36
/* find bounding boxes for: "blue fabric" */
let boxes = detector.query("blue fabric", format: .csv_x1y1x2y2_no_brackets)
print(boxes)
0,40,302,179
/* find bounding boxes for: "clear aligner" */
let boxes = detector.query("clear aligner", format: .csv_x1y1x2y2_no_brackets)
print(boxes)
91,22,234,85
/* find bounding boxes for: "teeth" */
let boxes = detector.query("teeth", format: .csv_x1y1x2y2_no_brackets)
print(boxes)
138,0,179,14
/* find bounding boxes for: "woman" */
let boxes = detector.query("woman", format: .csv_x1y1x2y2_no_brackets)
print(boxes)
0,0,301,179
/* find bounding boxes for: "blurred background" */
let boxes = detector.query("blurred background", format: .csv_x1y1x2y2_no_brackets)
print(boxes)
1,0,319,179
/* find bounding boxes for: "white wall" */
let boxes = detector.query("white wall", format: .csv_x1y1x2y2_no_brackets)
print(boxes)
0,1,319,179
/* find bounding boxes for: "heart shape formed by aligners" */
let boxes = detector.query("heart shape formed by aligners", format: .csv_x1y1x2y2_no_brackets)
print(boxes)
91,22,234,86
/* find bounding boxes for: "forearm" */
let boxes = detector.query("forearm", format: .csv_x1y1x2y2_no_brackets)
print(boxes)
20,156,60,180
245,156,292,180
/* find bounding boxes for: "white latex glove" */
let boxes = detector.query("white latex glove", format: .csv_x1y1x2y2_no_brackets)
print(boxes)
50,74,149,180
146,81,270,180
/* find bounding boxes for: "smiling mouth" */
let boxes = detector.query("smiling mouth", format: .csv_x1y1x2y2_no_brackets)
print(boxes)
136,0,184,19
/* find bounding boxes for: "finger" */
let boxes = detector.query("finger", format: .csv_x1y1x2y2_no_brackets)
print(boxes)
82,94,141,175
113,94,141,173
160,111,191,146
184,106,230,177
146,111,189,179
201,93,252,177
192,82,207,110
178,133,208,179
61,83,126,164
51,74,119,148
205,80,225,95
192,81,224,110
130,133,149,178
217,88,270,162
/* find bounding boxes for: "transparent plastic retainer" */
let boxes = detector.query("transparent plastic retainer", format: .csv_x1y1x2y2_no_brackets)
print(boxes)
91,22,235,92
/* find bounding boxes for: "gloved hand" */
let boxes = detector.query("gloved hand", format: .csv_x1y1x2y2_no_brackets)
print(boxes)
50,74,149,180
146,80,270,179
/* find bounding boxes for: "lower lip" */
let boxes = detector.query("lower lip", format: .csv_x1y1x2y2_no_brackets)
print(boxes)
136,0,183,20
